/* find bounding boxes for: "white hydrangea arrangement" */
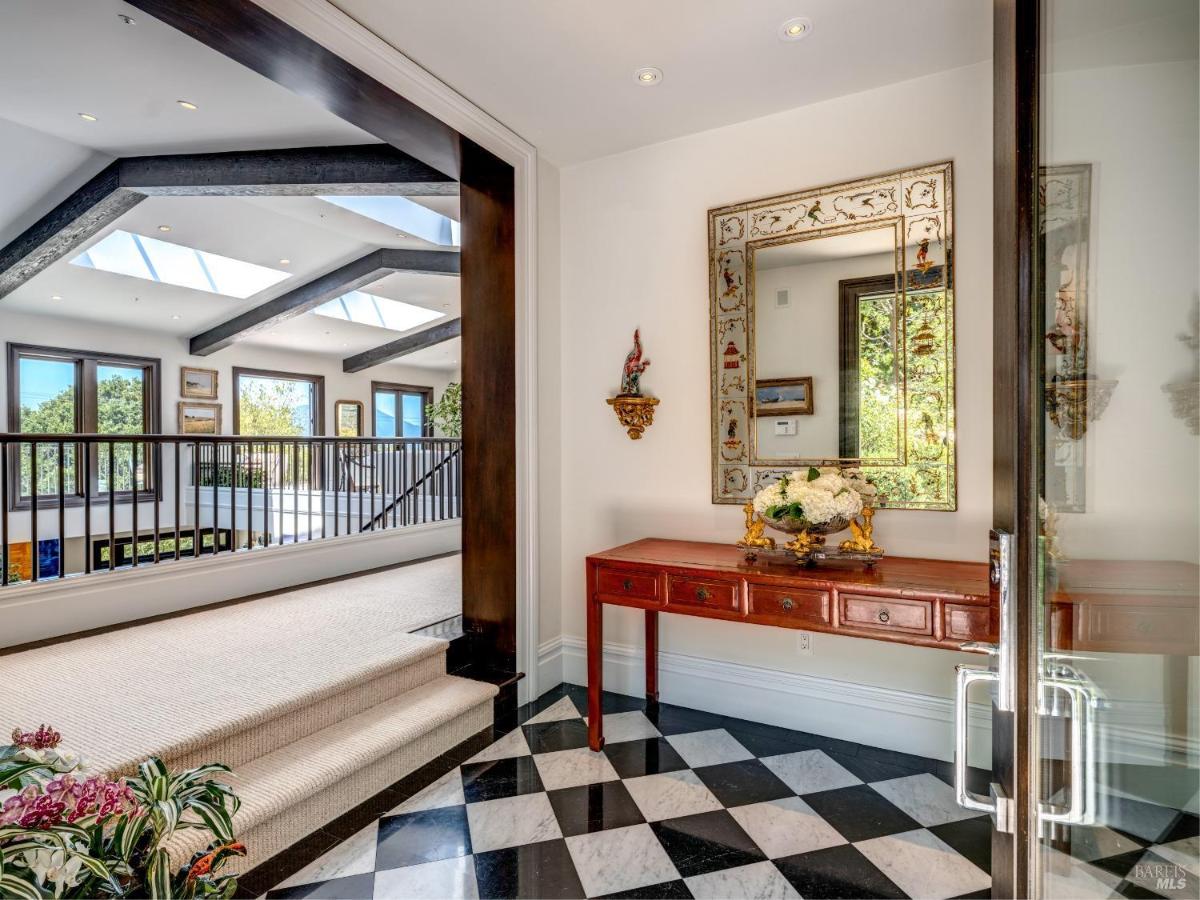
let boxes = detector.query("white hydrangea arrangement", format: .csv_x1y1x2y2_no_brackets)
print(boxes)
752,466,877,527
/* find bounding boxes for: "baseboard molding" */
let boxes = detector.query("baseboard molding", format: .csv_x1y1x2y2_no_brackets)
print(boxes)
540,635,992,765
0,521,461,648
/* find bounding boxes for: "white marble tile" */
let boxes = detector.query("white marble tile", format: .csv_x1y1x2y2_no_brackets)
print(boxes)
465,727,530,764
856,829,990,900
1041,847,1121,900
565,823,679,897
465,791,562,853
665,729,754,768
728,796,847,859
759,749,862,796
869,773,978,827
533,746,620,791
622,769,724,822
583,711,661,744
1153,836,1199,876
524,696,582,725
387,769,464,816
686,861,801,900
276,823,378,888
1064,824,1145,863
373,854,478,899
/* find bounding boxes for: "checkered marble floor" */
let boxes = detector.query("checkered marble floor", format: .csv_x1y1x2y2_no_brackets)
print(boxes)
264,685,1198,899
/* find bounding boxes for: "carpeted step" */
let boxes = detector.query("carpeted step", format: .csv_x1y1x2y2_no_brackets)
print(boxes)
0,583,458,777
164,673,497,873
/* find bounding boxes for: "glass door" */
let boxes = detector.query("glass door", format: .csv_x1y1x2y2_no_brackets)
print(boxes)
983,1,1199,896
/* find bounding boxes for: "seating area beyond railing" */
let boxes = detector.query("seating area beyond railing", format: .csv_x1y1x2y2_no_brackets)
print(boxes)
0,434,462,585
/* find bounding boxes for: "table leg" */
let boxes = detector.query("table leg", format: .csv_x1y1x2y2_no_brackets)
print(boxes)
587,591,605,751
645,609,660,704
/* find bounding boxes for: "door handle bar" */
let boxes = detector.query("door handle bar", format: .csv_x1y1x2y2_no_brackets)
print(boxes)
954,664,996,814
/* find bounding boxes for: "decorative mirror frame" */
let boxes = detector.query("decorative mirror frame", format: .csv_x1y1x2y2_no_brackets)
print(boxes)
708,161,957,510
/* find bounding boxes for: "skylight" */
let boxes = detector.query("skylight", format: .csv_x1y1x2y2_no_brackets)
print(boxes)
319,196,460,247
313,291,444,333
71,230,290,299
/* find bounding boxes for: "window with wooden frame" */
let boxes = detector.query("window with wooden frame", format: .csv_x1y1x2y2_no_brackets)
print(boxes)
232,367,325,436
372,381,433,438
6,343,161,508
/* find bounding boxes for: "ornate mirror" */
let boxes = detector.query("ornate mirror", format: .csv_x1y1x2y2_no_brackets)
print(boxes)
709,162,957,510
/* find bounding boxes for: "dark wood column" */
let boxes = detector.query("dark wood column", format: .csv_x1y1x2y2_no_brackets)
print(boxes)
459,140,517,672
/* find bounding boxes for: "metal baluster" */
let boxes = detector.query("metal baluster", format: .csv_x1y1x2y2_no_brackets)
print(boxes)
306,441,313,542
319,441,327,541
56,440,65,577
131,442,139,567
29,443,39,583
151,442,160,564
211,441,219,556
1,442,8,585
292,440,299,543
333,443,340,538
231,442,239,552
262,441,270,549
192,443,200,561
173,444,180,563
278,441,285,547
108,441,116,571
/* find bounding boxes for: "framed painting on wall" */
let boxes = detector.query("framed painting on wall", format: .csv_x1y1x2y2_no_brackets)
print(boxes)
178,402,221,435
335,400,364,437
754,377,813,416
180,367,218,400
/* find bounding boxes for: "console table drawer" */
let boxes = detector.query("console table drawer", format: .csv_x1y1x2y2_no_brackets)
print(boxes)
667,575,740,612
749,585,830,626
840,593,932,635
595,567,659,603
944,603,992,643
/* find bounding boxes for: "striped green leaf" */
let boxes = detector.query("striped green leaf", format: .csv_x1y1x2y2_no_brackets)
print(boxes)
146,847,173,900
0,872,43,900
0,761,48,788
71,852,122,894
183,801,234,843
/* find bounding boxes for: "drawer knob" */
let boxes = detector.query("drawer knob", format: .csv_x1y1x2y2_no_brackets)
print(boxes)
781,597,795,611
696,587,711,601
878,608,891,624
622,578,633,591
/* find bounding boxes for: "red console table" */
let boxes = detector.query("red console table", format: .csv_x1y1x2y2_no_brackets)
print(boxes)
585,538,994,751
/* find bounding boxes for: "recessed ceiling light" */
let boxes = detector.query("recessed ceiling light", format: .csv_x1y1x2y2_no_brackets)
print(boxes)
157,224,172,232
779,17,813,41
171,314,180,320
117,13,135,25
78,112,98,122
633,66,663,86
279,258,291,266
176,100,198,111
50,295,62,301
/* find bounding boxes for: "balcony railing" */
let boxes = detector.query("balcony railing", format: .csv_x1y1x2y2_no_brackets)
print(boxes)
0,433,462,586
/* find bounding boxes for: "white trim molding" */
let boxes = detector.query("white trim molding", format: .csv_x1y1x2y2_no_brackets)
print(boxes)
542,636,993,766
252,0,541,702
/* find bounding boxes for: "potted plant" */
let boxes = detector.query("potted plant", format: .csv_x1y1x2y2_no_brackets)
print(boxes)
0,725,243,899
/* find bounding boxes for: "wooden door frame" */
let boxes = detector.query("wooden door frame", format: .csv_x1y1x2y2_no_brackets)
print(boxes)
993,0,1041,896
128,0,533,683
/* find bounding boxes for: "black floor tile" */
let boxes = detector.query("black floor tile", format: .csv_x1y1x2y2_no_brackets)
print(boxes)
1113,879,1168,899
951,890,993,899
265,872,375,899
547,780,646,837
598,879,694,899
522,718,592,754
723,718,862,759
1089,848,1148,881
826,750,923,785
460,755,544,803
693,759,794,808
930,760,993,797
1156,811,1199,844
650,809,766,877
473,838,587,899
855,743,942,776
801,784,922,842
600,691,648,714
774,844,907,899
930,815,993,874
603,737,690,778
645,702,730,736
375,805,472,870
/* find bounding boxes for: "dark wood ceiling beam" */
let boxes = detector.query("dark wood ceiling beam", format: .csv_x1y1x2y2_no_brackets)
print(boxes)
190,247,460,356
0,144,455,300
342,316,462,373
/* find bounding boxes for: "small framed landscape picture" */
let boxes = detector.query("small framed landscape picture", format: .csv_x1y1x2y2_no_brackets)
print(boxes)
754,376,813,416
181,366,218,400
178,402,221,435
335,400,364,437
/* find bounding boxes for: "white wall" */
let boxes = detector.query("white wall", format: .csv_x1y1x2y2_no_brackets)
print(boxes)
0,310,459,437
546,61,995,760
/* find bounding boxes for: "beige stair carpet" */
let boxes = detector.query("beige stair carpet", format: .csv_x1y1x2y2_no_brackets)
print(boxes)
0,554,463,777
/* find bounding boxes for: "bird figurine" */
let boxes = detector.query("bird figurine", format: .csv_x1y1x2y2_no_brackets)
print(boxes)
620,329,652,396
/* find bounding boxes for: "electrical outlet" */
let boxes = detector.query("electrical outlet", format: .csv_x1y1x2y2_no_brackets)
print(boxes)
797,631,812,655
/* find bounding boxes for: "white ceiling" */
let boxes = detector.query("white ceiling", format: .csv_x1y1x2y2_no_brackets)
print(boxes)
330,0,993,165
0,0,460,373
